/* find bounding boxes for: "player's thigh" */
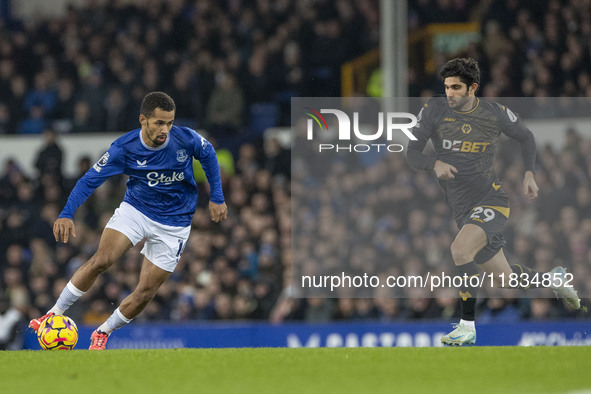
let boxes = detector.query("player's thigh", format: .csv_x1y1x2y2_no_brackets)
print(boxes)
104,202,147,247
96,228,133,262
478,248,512,282
141,221,190,273
451,223,489,263
136,257,171,293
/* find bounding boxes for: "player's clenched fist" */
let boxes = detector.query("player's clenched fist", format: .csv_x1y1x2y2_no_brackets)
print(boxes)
209,201,228,223
53,217,76,243
523,170,539,200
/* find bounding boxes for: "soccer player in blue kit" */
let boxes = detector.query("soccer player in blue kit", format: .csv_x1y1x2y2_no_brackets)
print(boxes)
29,92,228,349
407,58,581,345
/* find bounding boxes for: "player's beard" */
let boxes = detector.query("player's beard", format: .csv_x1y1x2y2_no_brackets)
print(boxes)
448,94,473,111
146,121,167,146
152,133,167,146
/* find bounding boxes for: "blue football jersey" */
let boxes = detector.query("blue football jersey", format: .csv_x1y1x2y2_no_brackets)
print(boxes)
59,126,224,227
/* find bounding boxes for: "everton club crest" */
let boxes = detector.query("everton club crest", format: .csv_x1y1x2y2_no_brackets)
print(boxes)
176,149,189,163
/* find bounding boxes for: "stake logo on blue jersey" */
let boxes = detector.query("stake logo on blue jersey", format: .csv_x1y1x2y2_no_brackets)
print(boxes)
146,171,185,187
59,125,225,227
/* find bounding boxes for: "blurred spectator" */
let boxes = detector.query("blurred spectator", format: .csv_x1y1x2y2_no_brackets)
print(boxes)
63,155,92,194
264,138,290,179
82,299,112,325
478,298,521,324
76,68,107,128
304,298,334,322
52,79,76,120
0,102,14,134
527,298,562,321
34,128,63,181
70,100,99,133
0,293,25,350
205,72,245,135
167,62,201,125
17,105,46,134
269,294,305,323
7,76,27,129
103,87,130,132
243,53,274,106
24,72,57,114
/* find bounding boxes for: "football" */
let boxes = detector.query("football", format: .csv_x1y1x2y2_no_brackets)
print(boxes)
37,314,78,350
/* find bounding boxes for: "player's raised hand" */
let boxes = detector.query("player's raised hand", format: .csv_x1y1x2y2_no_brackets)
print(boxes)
434,160,458,180
523,171,539,200
53,218,76,243
209,201,228,223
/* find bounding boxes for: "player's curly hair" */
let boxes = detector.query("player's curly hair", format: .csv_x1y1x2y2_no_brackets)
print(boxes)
140,91,176,117
439,58,480,90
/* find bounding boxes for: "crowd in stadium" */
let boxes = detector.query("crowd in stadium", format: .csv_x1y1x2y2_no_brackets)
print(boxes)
2,0,591,348
409,0,591,98
0,0,379,136
1,0,591,135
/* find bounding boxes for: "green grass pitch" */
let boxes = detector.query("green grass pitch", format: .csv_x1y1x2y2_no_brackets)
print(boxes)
1,347,589,393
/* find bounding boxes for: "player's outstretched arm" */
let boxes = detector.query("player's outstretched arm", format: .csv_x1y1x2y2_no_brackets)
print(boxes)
209,201,228,223
523,170,538,200
53,217,77,243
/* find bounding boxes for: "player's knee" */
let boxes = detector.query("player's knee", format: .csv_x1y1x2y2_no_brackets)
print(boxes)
450,242,473,266
87,252,116,273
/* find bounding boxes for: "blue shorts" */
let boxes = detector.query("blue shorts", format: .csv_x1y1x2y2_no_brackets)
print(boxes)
105,202,190,272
